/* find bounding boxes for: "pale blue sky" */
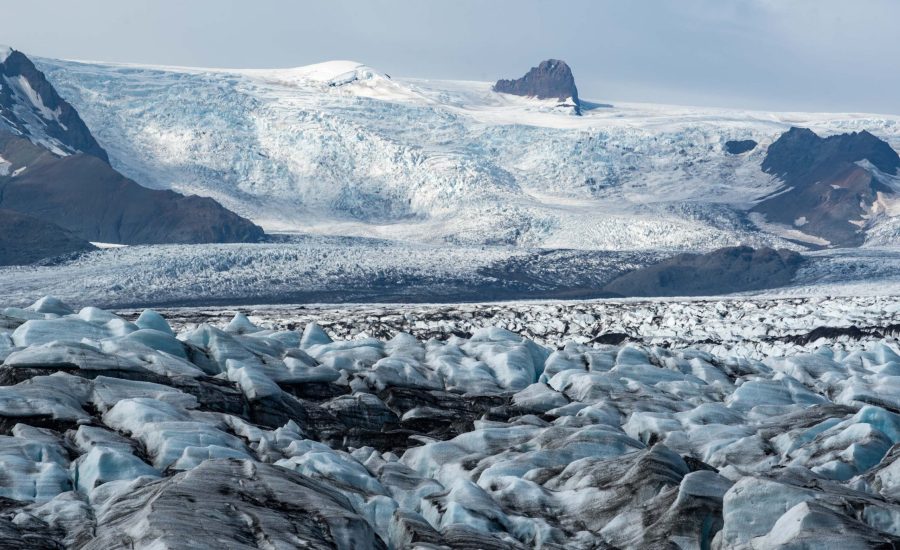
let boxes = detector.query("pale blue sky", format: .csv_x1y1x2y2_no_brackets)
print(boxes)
3,0,899,113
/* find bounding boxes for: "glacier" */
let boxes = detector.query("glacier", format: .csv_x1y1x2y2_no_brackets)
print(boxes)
0,297,899,547
32,56,900,250
4,51,900,550
2,238,900,307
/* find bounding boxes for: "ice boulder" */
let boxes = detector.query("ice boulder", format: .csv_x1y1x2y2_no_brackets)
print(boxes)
301,322,333,348
84,459,386,549
461,327,550,390
0,433,72,502
224,312,262,334
12,318,112,347
78,307,120,325
511,383,568,413
27,296,74,316
134,309,173,335
751,501,900,549
72,446,159,492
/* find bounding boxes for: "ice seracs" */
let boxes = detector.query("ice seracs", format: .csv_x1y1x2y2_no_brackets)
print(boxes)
35,54,900,250
0,296,899,546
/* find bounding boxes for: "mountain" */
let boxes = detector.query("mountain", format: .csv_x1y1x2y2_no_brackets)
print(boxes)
603,246,803,297
0,208,95,266
763,127,900,180
0,132,264,244
0,47,265,247
30,56,900,251
752,127,900,247
0,46,108,161
493,59,581,113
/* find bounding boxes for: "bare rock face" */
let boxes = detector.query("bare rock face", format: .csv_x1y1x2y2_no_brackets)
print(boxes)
493,59,581,112
753,127,900,247
0,47,108,162
724,139,757,154
0,122,264,246
603,246,803,297
762,127,900,182
0,209,95,266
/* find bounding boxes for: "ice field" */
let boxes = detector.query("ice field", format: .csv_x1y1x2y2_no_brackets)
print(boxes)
35,57,900,250
1,296,900,547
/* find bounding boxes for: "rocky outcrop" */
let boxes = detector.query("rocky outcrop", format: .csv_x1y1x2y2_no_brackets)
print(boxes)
724,139,757,154
493,59,581,112
762,127,899,183
0,47,108,162
603,246,803,297
753,127,900,247
0,209,95,266
0,132,264,245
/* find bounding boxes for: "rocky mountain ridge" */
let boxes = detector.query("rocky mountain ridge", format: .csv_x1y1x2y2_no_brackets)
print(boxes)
493,59,581,112
603,246,803,297
0,46,108,161
0,133,265,245
0,209,95,266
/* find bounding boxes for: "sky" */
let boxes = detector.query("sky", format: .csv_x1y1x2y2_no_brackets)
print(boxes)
2,0,900,114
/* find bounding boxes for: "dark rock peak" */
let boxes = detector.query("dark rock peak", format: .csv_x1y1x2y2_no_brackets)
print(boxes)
753,127,900,247
493,59,581,111
782,126,817,139
724,139,757,155
0,47,109,162
763,127,900,185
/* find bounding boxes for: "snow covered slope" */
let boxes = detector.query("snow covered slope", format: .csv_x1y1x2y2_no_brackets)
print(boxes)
34,56,900,250
0,47,265,249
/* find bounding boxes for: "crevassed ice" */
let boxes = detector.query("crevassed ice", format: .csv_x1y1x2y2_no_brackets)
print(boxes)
0,297,899,546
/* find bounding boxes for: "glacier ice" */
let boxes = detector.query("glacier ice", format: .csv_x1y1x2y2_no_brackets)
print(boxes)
31,57,900,252
0,298,898,546
72,446,160,493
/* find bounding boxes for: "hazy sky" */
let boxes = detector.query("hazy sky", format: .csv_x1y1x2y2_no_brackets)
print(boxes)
3,0,900,114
